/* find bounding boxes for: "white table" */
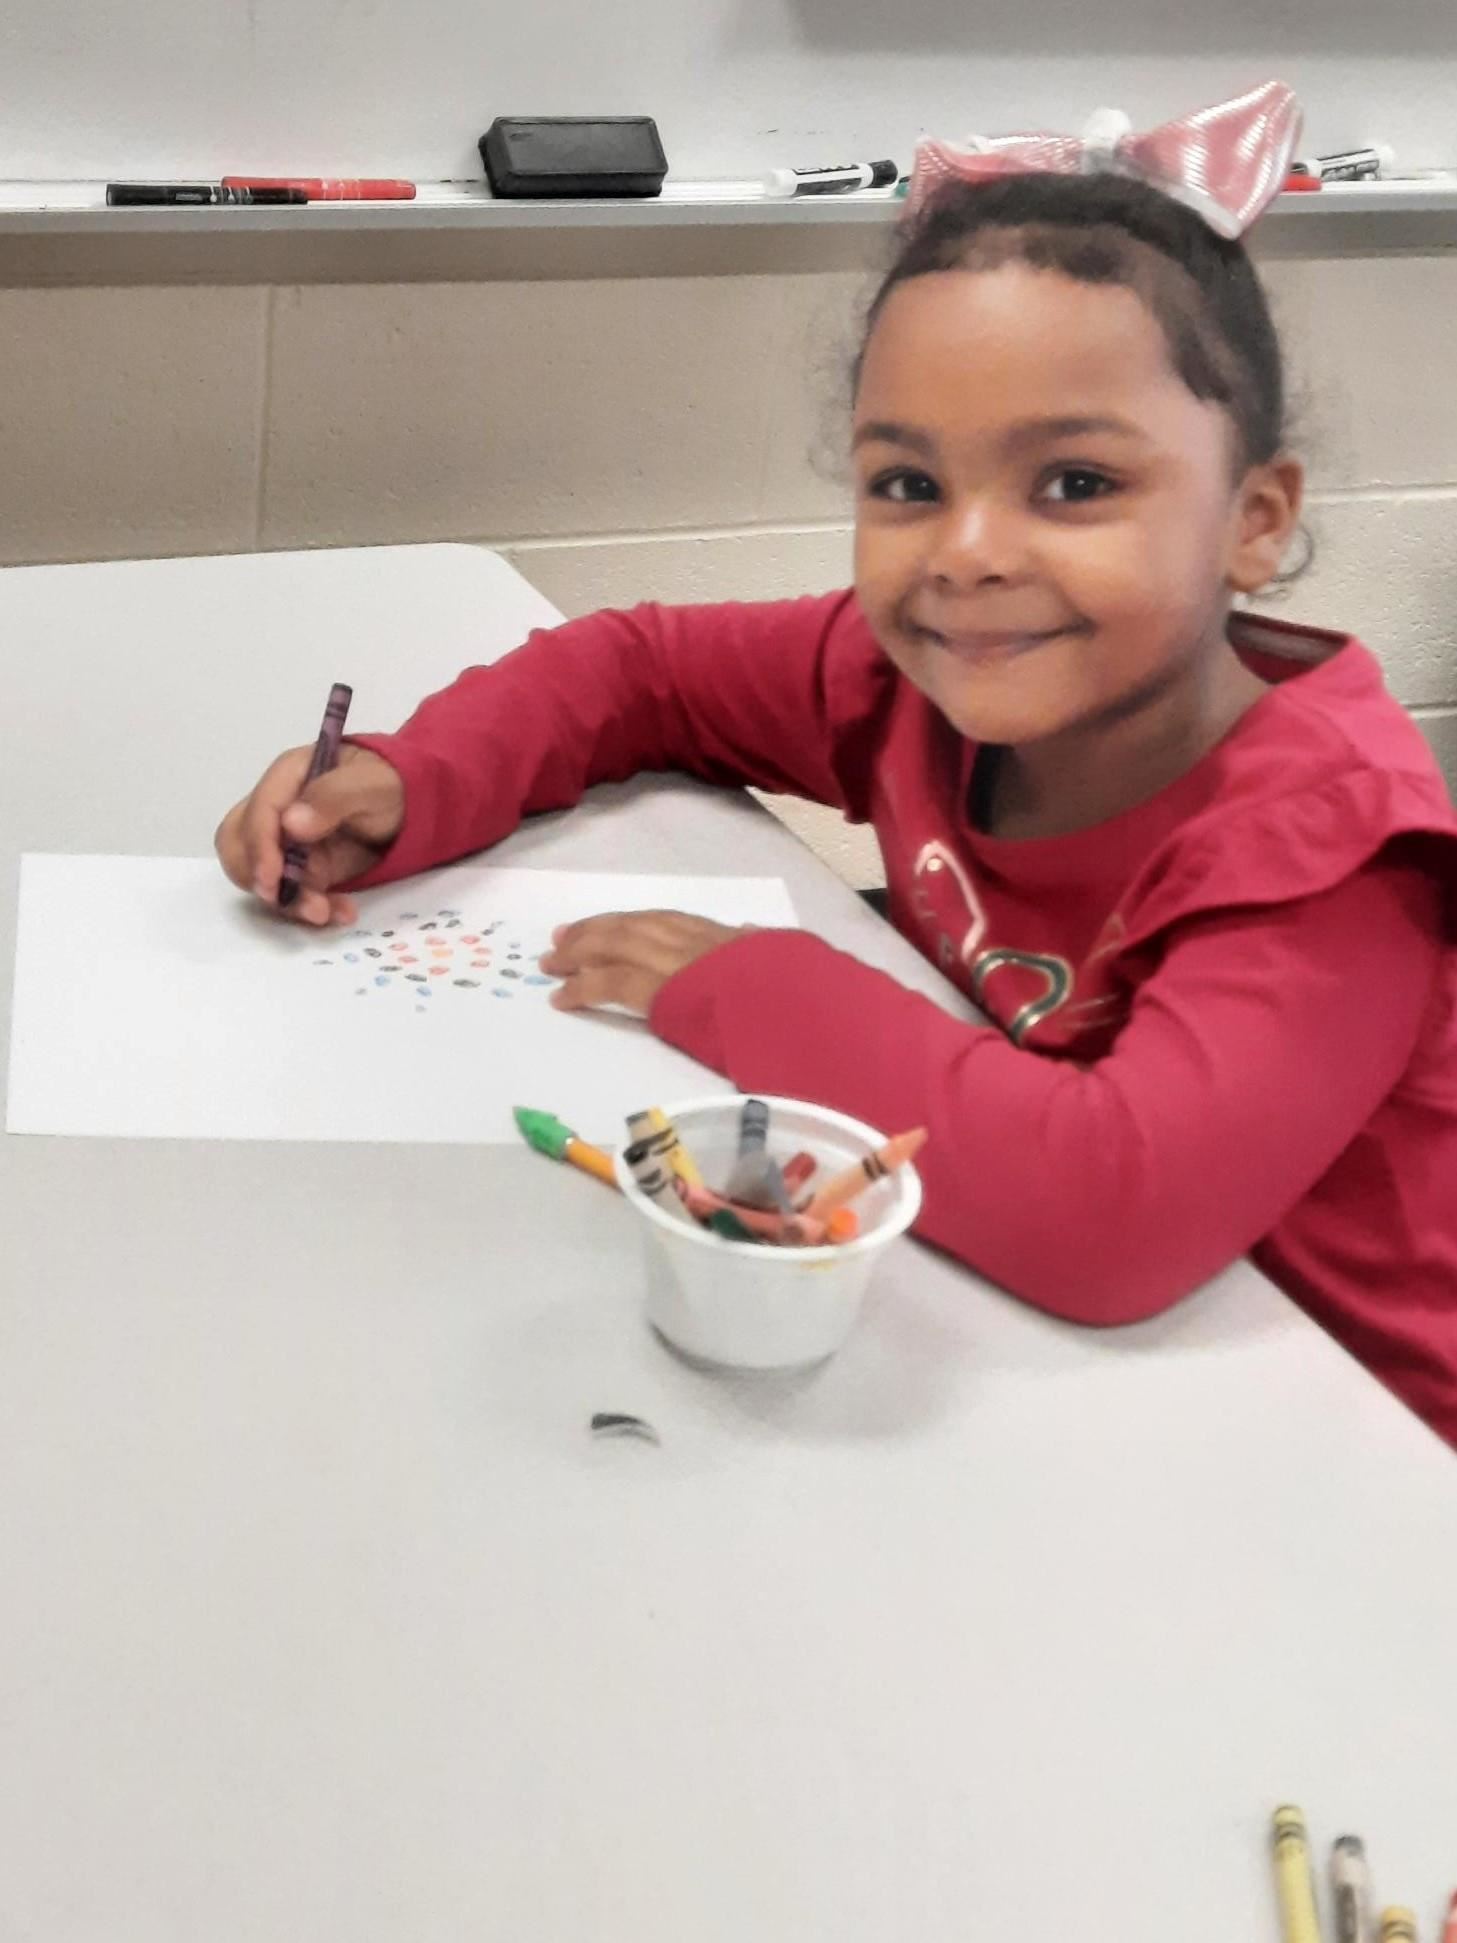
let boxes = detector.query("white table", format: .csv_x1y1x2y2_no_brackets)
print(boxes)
2,544,1454,1943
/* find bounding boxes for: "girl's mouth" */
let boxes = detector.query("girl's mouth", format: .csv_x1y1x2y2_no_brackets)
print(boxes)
915,624,1074,664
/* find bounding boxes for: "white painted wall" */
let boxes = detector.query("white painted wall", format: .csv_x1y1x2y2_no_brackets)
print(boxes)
2,0,1456,183
0,246,1453,885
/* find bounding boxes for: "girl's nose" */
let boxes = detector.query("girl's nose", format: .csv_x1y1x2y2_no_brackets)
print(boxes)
924,498,1024,588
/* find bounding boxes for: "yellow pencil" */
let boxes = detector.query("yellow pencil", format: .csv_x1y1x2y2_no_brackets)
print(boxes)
1378,1914,1418,1943
513,1107,618,1188
1272,1807,1325,1943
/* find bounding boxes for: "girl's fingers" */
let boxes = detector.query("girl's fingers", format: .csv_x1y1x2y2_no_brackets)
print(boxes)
542,912,738,1005
301,840,367,894
292,885,337,927
213,804,251,892
291,759,399,845
292,884,357,929
543,914,627,966
235,748,316,892
272,842,370,924
549,965,657,1017
542,914,685,978
217,745,404,912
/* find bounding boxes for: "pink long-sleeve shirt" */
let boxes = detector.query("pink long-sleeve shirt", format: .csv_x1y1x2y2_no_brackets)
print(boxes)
352,591,1457,1445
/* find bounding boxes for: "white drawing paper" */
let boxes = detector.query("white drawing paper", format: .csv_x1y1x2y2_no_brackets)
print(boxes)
5,856,798,1145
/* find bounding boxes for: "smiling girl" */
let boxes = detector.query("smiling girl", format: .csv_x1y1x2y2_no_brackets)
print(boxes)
218,154,1457,1440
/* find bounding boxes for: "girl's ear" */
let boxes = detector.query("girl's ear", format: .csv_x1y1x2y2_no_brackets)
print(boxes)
1227,455,1304,593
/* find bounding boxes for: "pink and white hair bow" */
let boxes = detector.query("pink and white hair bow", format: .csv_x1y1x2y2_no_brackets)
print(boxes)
905,80,1302,239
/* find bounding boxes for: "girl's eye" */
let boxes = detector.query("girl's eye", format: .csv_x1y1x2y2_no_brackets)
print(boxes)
1040,467,1117,504
868,468,940,504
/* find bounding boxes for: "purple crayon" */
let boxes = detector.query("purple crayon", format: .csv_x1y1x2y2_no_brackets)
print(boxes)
277,681,353,910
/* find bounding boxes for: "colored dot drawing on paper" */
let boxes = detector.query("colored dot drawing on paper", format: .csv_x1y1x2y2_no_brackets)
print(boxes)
311,907,553,1014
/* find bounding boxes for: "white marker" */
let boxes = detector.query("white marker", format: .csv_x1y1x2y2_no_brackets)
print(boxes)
1290,145,1395,182
764,158,898,198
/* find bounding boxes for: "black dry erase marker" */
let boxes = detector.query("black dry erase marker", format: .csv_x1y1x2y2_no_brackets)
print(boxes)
277,683,354,911
105,183,308,206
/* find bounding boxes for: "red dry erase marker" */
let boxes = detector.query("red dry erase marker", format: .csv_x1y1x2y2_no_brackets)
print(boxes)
222,177,416,200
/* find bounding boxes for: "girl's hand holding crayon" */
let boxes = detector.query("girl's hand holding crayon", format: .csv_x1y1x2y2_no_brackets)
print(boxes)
541,910,747,1016
215,742,404,926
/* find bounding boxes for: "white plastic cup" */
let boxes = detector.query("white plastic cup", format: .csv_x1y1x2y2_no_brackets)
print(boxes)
614,1094,923,1370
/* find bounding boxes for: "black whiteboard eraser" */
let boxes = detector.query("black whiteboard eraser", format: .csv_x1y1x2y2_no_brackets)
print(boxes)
480,117,668,198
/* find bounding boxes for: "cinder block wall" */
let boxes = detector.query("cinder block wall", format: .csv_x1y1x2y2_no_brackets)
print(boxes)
2,245,1452,883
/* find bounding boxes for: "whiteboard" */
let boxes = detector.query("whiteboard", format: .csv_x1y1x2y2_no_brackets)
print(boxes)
1,0,1454,186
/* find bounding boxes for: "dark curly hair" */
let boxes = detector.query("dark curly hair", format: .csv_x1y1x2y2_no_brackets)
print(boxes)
855,172,1288,471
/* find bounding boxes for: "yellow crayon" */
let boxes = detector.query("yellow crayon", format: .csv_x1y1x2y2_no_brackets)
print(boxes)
626,1106,703,1189
622,1135,697,1227
1378,1914,1418,1943
1272,1807,1325,1943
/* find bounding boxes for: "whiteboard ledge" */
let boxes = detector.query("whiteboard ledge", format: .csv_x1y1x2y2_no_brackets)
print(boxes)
3,178,1456,287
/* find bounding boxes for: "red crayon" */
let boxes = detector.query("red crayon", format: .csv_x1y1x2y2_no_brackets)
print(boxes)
781,1151,818,1199
1441,1889,1457,1943
222,177,417,200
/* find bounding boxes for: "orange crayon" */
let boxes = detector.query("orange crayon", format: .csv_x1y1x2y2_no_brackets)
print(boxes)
806,1128,927,1221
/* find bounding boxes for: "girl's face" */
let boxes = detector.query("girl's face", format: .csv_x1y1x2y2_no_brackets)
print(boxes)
852,264,1300,749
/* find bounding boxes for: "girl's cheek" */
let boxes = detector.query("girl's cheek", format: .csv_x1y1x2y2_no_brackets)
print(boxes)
856,528,926,597
1051,533,1154,608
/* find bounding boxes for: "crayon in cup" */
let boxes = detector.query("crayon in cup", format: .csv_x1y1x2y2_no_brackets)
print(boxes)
805,1127,927,1223
677,1180,858,1247
1331,1835,1372,1943
738,1097,769,1157
626,1106,703,1189
705,1207,758,1244
623,1134,698,1226
781,1150,819,1204
1271,1807,1323,1943
725,1096,771,1199
721,1098,796,1215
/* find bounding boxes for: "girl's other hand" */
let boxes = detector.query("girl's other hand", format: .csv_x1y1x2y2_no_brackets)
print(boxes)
214,743,405,927
540,911,747,1016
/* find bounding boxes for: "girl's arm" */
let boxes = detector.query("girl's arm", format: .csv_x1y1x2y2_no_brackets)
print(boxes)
649,859,1445,1316
347,592,890,886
